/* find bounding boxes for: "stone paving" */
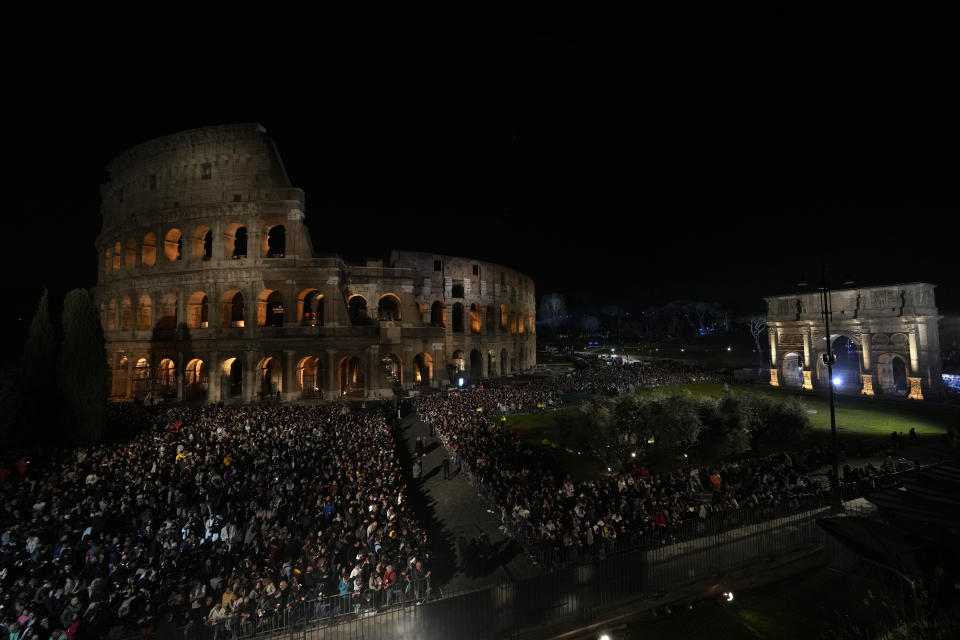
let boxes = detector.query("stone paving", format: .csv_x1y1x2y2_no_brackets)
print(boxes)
395,410,540,595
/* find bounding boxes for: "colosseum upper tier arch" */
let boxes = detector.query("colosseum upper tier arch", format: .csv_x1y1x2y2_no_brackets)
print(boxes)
93,123,537,403
765,283,943,400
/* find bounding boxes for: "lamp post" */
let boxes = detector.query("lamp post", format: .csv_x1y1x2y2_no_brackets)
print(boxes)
800,265,850,513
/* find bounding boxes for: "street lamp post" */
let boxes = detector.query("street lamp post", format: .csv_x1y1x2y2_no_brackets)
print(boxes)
801,265,847,513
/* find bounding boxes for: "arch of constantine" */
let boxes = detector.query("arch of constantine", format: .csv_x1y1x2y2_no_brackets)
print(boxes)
93,124,536,403
765,283,943,400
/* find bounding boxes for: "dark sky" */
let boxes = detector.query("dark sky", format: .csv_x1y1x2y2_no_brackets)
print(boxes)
4,28,957,354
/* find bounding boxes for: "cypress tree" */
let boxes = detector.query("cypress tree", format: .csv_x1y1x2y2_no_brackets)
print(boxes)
59,288,108,445
18,288,59,447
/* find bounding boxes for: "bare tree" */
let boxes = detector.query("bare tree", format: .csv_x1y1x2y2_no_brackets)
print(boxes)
538,293,568,335
746,315,767,365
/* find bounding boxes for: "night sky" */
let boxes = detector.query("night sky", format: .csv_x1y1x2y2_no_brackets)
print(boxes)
4,29,957,357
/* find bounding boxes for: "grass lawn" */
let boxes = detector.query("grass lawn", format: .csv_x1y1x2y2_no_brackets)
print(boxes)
506,383,955,480
615,567,883,640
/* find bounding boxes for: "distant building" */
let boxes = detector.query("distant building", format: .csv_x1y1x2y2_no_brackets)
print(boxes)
93,124,536,403
764,283,943,399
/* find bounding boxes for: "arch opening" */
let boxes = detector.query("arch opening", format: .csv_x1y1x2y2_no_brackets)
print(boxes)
339,355,365,397
157,358,175,398
258,290,284,327
382,353,402,387
486,304,496,335
298,356,322,399
430,300,445,327
222,357,243,397
187,292,209,329
414,352,433,386
452,303,465,332
136,296,152,331
258,357,282,399
300,290,324,326
876,353,909,395
164,229,183,262
470,349,483,381
221,291,245,328
830,336,860,389
266,225,286,258
781,352,803,389
348,295,369,325
184,359,208,400
470,303,482,334
142,232,157,267
378,294,401,321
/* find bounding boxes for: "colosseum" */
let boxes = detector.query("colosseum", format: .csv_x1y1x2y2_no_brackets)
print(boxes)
93,123,536,403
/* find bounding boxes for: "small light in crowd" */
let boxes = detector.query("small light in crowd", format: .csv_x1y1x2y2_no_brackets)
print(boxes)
607,467,611,472
723,591,734,602
647,437,655,444
683,453,688,458
833,377,842,386
599,635,611,640
727,346,731,351
458,378,465,387
681,348,685,352
631,452,636,458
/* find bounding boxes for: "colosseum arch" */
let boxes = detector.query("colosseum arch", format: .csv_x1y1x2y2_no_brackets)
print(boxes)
132,357,151,399
111,356,129,398
451,350,466,376
142,232,157,266
156,293,177,330
136,295,152,330
470,303,482,334
500,304,508,331
486,304,496,334
257,356,283,398
106,299,117,331
164,229,183,261
348,295,368,325
452,303,465,332
470,349,483,380
221,290,245,328
430,300,446,327
113,242,121,272
184,358,208,400
264,224,286,258
378,294,401,321
765,283,943,399
297,355,322,399
222,357,243,398
156,358,175,398
120,297,132,331
339,355,365,397
104,248,112,277
382,353,402,386
501,348,510,375
225,223,248,259
124,237,137,269
299,289,324,326
413,352,433,386
258,290,284,327
187,291,209,329
192,226,213,260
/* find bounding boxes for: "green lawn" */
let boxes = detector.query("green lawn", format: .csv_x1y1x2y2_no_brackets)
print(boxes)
615,567,883,640
505,383,955,480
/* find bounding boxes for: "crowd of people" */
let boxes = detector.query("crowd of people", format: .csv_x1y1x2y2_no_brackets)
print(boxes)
416,360,917,564
0,405,430,639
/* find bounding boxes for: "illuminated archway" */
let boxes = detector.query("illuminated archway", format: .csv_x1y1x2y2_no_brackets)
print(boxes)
258,290,284,327
500,304,508,331
111,356,129,398
222,357,243,397
106,299,117,331
132,357,151,399
470,303,482,334
299,289,324,326
224,223,248,259
120,297,132,331
414,352,433,386
192,226,213,260
136,295,152,330
124,237,136,269
297,356,322,399
781,352,803,389
163,229,182,262
339,355,365,397
265,224,286,257
184,359,208,400
876,353,909,395
486,304,496,334
257,357,282,398
157,358,175,398
187,291,209,329
221,290,245,328
141,232,157,266
382,353,403,386
113,241,121,271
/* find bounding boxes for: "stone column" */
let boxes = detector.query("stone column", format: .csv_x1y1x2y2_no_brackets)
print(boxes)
861,374,874,396
802,328,811,369
908,329,920,374
244,350,256,404
907,377,924,400
861,333,872,372
285,350,296,401
326,350,338,399
769,368,779,387
175,351,184,401
366,345,380,398
768,329,777,366
208,351,220,403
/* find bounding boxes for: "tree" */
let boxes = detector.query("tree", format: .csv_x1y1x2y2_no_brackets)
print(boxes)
59,289,108,445
537,293,568,335
19,289,60,446
743,393,811,450
697,392,751,459
745,315,767,366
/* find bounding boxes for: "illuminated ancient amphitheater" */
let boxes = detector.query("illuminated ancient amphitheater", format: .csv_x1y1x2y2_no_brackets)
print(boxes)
93,124,536,403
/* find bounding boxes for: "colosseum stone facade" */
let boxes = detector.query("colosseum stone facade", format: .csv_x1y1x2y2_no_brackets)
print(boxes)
93,124,536,403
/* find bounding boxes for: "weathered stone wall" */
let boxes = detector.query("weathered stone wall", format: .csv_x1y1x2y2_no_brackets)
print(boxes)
93,124,536,404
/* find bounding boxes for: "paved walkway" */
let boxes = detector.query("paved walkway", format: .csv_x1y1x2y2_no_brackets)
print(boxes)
396,410,539,594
